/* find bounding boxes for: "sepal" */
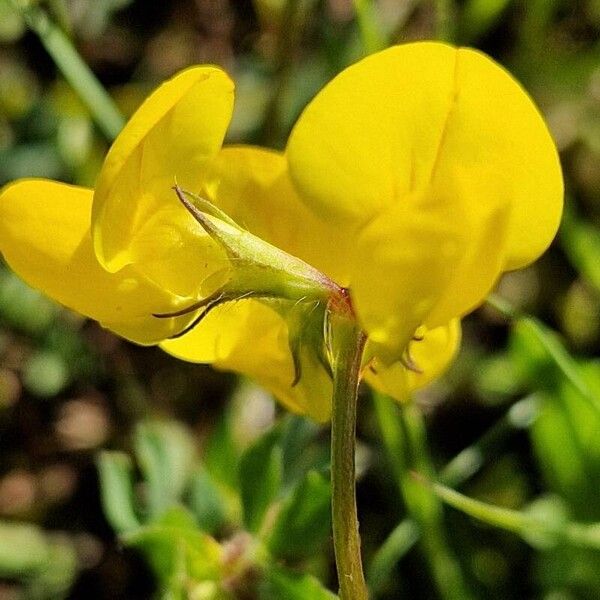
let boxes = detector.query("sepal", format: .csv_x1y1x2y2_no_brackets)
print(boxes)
174,186,338,304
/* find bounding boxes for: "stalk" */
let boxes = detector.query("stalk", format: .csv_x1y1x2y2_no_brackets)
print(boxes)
434,0,454,42
11,0,125,140
374,394,472,600
329,302,369,600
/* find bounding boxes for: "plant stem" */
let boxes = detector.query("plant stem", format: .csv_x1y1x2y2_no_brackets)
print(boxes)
330,307,368,600
367,519,420,595
486,293,519,318
486,296,600,418
374,394,472,600
440,394,540,487
12,0,125,141
260,0,305,147
388,0,420,44
352,0,386,56
400,403,472,600
434,0,454,42
368,394,541,594
426,477,600,550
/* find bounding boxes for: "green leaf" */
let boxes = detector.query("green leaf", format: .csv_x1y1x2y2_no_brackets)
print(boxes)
124,506,222,592
239,428,283,533
0,269,58,336
187,467,228,534
560,206,600,294
0,0,25,42
529,362,600,519
474,352,524,399
535,544,600,595
23,350,69,397
510,317,600,416
267,470,331,560
421,478,600,551
260,564,337,600
511,317,600,516
280,415,327,487
204,409,240,490
352,0,387,55
134,421,196,520
97,451,140,533
367,520,420,595
0,522,77,597
529,391,594,515
25,536,78,600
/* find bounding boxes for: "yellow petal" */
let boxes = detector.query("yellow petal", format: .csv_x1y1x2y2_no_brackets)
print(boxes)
349,193,465,359
160,299,332,422
424,173,512,328
92,66,235,290
287,42,562,340
287,42,459,224
428,47,563,273
202,145,355,286
0,180,194,343
364,320,461,401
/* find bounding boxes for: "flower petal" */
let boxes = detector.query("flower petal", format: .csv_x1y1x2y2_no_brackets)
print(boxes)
0,180,193,343
349,194,465,359
364,320,461,401
424,175,512,328
287,42,459,224
160,299,332,422
287,42,562,338
428,47,563,273
92,66,235,282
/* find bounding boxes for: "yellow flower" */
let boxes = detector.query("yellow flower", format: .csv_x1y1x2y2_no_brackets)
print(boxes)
286,41,563,371
0,42,562,421
0,67,334,421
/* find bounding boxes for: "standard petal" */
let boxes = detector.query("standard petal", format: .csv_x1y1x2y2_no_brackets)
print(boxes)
0,180,195,343
428,47,563,274
92,66,235,284
364,320,461,401
202,145,355,286
160,299,332,422
287,41,562,337
287,42,459,224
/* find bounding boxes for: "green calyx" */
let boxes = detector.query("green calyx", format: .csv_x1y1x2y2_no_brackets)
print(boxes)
156,186,353,389
174,186,340,304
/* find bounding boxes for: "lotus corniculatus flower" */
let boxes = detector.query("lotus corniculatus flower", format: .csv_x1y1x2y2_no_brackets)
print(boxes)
0,42,563,421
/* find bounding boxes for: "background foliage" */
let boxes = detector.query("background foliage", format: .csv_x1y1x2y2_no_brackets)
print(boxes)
1,0,600,598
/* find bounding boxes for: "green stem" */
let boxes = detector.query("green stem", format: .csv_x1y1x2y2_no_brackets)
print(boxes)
260,0,305,147
12,0,125,140
388,0,420,45
486,293,519,318
330,309,368,600
440,394,540,487
519,317,600,415
374,394,472,600
487,295,600,418
46,0,71,34
401,403,472,600
434,0,454,42
368,394,541,594
367,519,420,595
352,0,386,56
426,478,600,550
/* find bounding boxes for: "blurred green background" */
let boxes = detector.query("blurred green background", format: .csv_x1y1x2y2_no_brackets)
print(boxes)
1,0,600,598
